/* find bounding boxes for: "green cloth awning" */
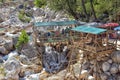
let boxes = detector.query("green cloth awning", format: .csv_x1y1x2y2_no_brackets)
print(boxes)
71,25,107,34
34,20,77,27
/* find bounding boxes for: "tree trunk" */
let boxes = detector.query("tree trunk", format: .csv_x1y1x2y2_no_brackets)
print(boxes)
67,0,79,20
90,0,97,21
81,0,89,22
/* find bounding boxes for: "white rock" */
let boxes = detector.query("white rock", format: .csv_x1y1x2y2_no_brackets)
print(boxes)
102,62,111,72
25,73,40,80
88,76,95,80
8,51,19,60
81,70,88,74
107,59,112,64
5,32,14,37
80,70,88,79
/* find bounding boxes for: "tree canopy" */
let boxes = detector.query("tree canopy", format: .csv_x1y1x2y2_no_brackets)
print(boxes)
34,0,120,22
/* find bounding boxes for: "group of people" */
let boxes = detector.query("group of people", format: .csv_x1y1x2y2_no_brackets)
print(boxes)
39,26,72,39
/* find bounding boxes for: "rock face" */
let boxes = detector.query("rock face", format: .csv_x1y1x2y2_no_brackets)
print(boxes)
33,6,69,22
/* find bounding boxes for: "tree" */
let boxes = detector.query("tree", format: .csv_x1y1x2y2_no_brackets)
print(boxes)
81,0,89,22
33,0,120,22
16,30,29,51
47,0,80,20
34,0,46,8
89,0,97,21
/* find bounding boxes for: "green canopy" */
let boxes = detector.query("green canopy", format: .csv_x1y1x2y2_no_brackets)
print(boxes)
34,20,77,27
71,25,107,34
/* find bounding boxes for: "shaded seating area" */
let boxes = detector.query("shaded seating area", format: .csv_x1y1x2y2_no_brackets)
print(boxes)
97,23,119,39
33,20,79,73
71,25,117,54
33,20,78,43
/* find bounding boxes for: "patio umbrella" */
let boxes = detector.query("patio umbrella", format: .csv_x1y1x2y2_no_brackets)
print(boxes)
114,26,120,37
85,22,103,27
114,26,120,31
98,23,119,28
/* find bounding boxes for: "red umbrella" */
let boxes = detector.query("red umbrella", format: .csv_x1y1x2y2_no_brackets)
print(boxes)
98,23,119,28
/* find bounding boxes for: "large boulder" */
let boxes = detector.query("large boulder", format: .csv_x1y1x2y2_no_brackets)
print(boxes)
0,46,8,55
110,63,118,74
4,59,21,80
111,51,120,63
100,73,108,80
21,44,39,59
4,40,13,51
102,62,111,72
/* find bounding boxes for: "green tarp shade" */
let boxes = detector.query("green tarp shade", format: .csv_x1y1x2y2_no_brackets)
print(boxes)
71,25,107,34
34,20,77,27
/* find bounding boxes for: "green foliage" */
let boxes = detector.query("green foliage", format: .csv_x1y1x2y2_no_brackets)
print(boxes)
34,0,120,22
34,0,46,8
47,0,80,19
0,0,4,3
0,65,6,76
16,30,29,49
18,10,31,23
48,0,77,12
26,11,33,17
